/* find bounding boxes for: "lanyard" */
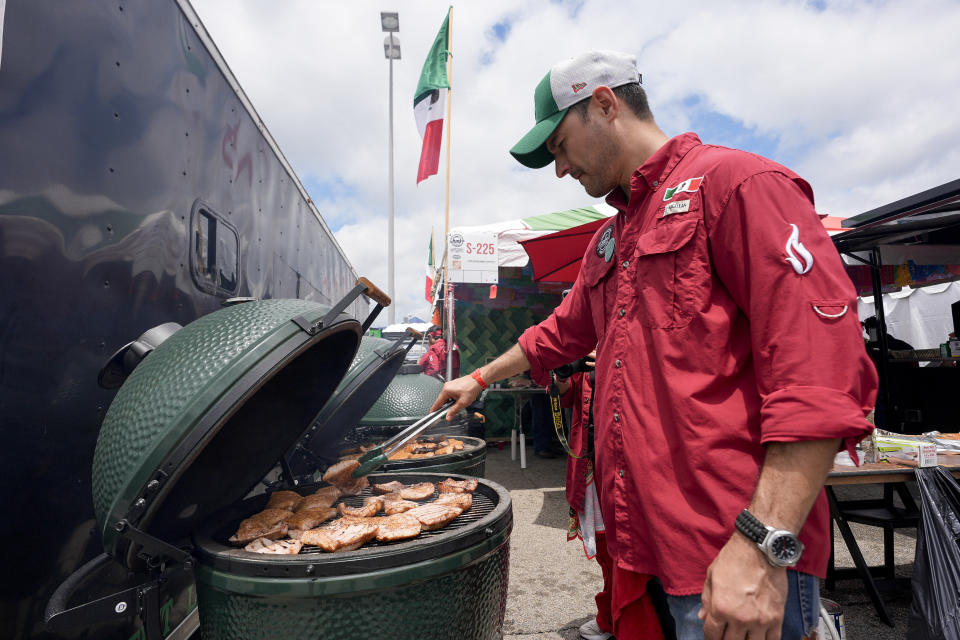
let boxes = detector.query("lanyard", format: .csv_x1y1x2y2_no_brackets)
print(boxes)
548,378,595,460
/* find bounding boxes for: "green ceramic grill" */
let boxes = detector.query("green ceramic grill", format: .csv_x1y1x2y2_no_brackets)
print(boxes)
52,281,511,640
90,297,363,569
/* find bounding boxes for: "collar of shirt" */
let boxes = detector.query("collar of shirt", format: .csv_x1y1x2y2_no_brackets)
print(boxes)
605,132,703,214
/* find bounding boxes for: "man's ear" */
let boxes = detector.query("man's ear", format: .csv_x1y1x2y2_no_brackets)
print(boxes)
590,86,618,122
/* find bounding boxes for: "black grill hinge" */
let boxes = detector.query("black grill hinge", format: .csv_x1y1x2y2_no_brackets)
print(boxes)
115,519,194,569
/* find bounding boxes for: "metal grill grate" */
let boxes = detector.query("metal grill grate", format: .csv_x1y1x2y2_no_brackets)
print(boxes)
297,488,495,554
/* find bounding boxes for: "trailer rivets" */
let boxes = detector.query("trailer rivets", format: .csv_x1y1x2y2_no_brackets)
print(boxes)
115,601,127,614
305,565,315,575
147,480,160,491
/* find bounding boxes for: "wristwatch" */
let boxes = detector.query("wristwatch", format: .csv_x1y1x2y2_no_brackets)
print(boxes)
734,509,804,568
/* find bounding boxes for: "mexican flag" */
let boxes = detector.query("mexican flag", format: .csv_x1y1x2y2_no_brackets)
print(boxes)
414,10,450,184
425,232,435,303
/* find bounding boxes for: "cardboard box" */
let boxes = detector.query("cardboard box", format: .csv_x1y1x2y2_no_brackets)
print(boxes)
875,435,938,467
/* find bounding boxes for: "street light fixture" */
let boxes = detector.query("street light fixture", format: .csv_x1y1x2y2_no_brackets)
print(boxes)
380,11,399,325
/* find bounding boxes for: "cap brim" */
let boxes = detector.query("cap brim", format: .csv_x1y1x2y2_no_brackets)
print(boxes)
509,109,568,169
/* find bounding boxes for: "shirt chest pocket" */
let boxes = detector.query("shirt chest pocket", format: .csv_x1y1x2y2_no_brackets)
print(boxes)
632,214,710,329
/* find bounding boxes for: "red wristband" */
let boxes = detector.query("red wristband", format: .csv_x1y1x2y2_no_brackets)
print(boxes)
470,369,488,390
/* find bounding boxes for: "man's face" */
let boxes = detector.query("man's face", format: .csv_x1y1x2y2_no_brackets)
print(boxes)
546,102,620,198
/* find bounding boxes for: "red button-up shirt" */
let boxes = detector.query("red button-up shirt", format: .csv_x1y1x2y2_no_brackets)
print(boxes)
518,133,877,595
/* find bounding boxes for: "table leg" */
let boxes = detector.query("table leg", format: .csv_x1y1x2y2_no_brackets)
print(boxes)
511,428,517,461
826,486,893,626
519,426,526,469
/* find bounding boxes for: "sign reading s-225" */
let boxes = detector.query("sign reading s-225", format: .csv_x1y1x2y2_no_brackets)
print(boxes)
448,231,498,284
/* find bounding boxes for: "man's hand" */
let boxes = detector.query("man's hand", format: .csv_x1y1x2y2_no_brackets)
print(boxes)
431,375,483,421
699,532,788,640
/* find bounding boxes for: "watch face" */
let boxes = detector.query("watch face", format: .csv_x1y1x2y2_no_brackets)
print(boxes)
770,532,802,564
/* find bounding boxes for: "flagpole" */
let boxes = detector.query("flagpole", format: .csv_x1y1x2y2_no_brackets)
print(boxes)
443,5,454,381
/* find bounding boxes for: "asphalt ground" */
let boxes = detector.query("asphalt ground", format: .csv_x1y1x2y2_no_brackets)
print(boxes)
484,442,916,640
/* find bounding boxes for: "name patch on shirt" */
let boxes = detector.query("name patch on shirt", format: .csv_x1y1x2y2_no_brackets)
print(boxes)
662,200,691,217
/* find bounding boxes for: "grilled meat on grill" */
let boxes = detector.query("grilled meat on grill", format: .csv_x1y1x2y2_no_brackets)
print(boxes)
300,518,379,552
229,508,294,545
399,482,435,501
266,490,304,512
322,459,369,494
337,496,384,518
336,475,369,496
323,459,359,485
244,537,303,554
372,480,405,494
300,488,341,510
438,478,478,494
435,492,472,511
374,513,422,542
286,507,338,538
382,493,418,515
405,503,462,531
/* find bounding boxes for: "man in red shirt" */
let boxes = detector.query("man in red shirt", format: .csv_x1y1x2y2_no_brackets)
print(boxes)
432,50,877,640
418,328,447,377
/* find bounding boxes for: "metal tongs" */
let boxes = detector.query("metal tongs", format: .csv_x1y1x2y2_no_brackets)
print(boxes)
352,401,455,477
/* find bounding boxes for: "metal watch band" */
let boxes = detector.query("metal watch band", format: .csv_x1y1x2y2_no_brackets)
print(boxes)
734,509,768,545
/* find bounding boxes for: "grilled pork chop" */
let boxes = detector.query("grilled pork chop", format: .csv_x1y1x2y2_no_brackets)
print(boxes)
335,475,369,496
244,537,303,554
374,513,422,542
309,486,342,506
399,482,435,501
266,490,304,512
372,480,405,494
405,503,462,531
300,490,339,511
322,459,360,486
438,478,478,494
229,508,294,545
300,518,378,552
382,493,418,515
337,496,384,518
286,507,338,538
435,492,472,511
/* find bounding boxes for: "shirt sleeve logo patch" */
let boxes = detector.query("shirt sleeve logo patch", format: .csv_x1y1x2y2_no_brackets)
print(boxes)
663,176,704,201
595,225,616,262
784,224,814,275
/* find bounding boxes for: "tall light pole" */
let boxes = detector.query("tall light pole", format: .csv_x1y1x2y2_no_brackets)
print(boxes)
381,12,400,325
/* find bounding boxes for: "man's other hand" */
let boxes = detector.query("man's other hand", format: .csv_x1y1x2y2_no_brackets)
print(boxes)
699,533,788,640
431,375,483,421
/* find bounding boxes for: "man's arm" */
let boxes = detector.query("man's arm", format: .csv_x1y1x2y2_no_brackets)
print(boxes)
699,438,838,640
429,343,530,420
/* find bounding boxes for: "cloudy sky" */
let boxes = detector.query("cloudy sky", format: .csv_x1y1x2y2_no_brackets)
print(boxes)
190,0,960,322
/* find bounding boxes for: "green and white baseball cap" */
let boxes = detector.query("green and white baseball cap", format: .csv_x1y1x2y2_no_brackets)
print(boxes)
510,50,640,169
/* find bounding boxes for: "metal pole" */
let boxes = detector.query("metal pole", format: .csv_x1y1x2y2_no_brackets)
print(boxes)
387,33,396,325
443,8,453,380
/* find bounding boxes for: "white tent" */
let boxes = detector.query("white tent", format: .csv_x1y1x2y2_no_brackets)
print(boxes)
858,281,960,349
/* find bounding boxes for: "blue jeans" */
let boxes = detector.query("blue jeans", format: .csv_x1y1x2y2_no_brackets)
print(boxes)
666,570,820,639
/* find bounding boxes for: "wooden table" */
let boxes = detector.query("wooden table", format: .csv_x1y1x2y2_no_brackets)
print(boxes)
825,457,960,625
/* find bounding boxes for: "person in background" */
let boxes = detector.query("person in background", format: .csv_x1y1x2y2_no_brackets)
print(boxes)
418,328,447,378
432,50,878,639
553,351,669,640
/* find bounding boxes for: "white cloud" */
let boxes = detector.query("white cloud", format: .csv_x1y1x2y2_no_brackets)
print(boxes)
190,0,960,320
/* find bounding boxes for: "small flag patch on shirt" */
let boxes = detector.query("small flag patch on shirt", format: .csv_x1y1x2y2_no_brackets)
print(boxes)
663,200,691,216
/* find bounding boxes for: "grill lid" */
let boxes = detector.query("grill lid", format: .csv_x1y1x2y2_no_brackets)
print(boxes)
359,372,444,426
91,298,362,568
286,335,412,473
